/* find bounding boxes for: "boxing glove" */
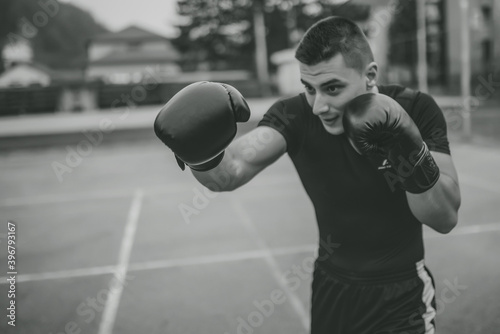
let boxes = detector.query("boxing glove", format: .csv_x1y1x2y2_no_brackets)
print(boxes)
154,81,250,171
343,93,440,194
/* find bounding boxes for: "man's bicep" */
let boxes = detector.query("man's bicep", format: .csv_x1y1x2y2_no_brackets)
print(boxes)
231,125,287,175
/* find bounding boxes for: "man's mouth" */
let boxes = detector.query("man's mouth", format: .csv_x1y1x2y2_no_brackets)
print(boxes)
322,115,340,124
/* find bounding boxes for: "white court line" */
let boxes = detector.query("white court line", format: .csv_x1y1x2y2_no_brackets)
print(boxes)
271,244,317,256
0,265,116,283
0,244,316,284
0,190,132,207
97,189,143,334
0,174,299,207
128,244,316,273
230,197,311,332
1,223,499,285
2,168,496,208
459,174,500,195
425,222,500,238
451,222,500,236
0,184,187,207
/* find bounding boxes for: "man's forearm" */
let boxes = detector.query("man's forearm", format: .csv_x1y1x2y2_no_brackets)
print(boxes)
191,147,245,192
406,172,461,233
191,126,287,192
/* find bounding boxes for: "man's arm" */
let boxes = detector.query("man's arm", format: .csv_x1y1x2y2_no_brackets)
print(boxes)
192,126,287,192
406,151,461,234
343,93,461,234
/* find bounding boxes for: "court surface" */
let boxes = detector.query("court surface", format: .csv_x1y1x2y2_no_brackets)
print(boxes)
1,107,500,334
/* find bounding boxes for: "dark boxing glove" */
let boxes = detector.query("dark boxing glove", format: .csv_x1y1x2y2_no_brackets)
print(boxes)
154,81,250,171
343,93,440,194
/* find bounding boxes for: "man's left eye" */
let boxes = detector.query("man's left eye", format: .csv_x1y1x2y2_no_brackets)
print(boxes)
326,86,340,93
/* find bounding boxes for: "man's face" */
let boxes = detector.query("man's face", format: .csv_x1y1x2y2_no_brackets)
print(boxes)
299,53,372,135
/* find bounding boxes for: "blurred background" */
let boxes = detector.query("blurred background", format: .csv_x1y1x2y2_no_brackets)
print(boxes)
1,1,500,334
0,0,498,131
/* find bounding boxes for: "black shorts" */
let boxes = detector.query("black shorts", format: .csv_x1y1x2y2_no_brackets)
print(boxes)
311,259,437,334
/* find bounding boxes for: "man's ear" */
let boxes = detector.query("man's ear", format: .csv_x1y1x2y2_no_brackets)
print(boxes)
365,62,378,89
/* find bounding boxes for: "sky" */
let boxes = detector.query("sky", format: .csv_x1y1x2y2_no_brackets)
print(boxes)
63,0,359,38
62,0,181,37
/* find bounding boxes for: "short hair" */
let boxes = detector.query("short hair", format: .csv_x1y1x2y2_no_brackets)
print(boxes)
295,16,374,73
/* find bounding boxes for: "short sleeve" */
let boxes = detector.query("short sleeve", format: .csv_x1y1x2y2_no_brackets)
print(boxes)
411,92,451,155
257,95,304,156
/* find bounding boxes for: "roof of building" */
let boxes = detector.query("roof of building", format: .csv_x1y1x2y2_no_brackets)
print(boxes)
89,47,180,65
33,63,84,82
2,62,85,82
91,25,168,43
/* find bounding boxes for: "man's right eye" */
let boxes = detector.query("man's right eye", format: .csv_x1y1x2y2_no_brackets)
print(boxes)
304,85,315,94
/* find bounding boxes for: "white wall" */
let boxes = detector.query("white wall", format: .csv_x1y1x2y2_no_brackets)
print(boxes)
88,40,175,61
447,0,497,86
0,65,51,88
86,63,181,84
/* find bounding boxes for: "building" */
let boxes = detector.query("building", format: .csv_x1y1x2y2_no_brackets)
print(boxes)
86,25,181,84
0,39,96,114
446,0,500,92
0,63,52,88
342,0,500,93
2,39,33,69
0,61,97,113
0,62,85,87
0,40,50,88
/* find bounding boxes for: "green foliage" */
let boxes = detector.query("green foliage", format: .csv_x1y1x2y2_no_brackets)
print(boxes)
173,0,255,71
0,0,36,72
0,0,107,71
0,0,37,39
388,0,417,66
31,3,108,69
173,0,370,71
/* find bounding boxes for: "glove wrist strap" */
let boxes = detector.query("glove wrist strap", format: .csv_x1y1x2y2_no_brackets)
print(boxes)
399,142,440,194
187,151,225,172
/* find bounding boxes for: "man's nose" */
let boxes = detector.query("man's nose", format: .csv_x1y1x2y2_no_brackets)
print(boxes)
312,93,329,116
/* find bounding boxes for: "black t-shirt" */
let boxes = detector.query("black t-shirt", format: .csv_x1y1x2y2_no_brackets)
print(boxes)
258,84,450,274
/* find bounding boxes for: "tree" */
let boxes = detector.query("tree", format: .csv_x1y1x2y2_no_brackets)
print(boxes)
31,3,108,69
0,0,107,72
173,0,255,71
173,0,370,73
388,1,418,70
0,0,39,72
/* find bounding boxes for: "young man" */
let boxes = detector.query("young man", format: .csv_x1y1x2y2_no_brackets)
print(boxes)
154,16,460,334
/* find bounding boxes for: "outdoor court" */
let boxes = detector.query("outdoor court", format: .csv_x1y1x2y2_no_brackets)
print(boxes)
0,101,499,334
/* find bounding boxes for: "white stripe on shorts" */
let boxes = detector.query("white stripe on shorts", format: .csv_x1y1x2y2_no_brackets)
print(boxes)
416,260,436,334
